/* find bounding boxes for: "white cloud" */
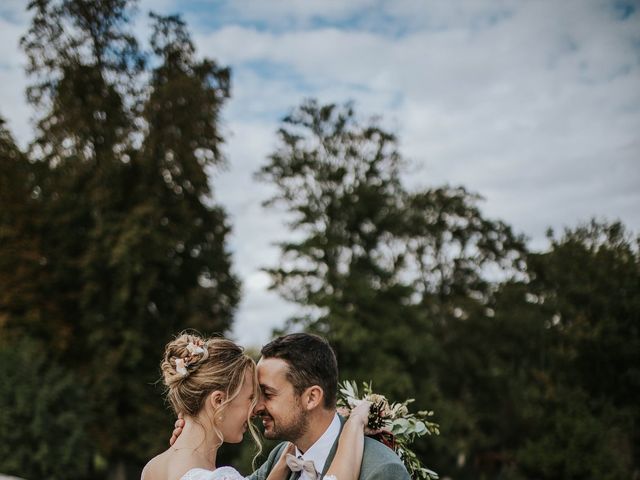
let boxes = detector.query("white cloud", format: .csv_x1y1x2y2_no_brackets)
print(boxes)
0,0,30,24
192,1,640,345
0,11,30,148
1,0,639,347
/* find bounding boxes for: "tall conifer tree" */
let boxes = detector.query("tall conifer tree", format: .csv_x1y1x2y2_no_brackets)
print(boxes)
0,1,239,476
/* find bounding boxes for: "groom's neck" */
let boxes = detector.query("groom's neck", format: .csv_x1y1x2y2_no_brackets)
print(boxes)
296,408,336,453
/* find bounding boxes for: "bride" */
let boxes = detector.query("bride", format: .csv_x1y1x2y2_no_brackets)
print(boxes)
142,334,370,480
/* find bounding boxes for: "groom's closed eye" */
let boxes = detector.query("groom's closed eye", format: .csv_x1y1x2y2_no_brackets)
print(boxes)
261,386,276,398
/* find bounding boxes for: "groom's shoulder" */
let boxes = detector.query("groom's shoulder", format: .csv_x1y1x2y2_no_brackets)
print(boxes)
362,437,402,463
360,441,409,479
361,437,410,478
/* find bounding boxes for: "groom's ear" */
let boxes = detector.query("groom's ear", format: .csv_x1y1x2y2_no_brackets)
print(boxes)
301,385,324,411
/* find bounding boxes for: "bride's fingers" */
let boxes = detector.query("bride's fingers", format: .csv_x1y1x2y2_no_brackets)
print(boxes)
351,400,372,416
169,426,183,446
278,442,295,461
274,442,296,469
349,400,372,425
169,414,185,446
174,413,185,428
284,442,295,455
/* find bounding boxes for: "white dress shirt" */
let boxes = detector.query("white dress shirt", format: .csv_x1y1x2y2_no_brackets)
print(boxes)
294,413,341,480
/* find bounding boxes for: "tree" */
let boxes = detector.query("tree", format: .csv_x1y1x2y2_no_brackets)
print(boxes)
514,221,640,479
0,338,94,480
0,2,239,476
259,100,640,480
91,14,240,465
258,100,527,403
258,100,418,393
425,220,639,479
0,117,45,338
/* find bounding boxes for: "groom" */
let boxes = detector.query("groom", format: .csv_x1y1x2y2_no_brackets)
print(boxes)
173,333,410,480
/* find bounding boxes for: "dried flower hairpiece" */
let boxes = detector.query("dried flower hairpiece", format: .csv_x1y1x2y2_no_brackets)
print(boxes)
172,339,208,378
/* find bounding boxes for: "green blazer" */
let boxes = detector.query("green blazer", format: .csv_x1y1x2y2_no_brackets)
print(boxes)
247,416,410,480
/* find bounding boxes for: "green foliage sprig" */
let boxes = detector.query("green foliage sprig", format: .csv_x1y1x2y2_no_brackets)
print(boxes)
337,380,440,480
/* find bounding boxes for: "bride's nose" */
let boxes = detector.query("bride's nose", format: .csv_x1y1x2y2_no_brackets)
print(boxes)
252,398,266,416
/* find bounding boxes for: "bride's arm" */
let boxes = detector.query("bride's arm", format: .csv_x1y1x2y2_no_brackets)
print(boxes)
324,401,371,480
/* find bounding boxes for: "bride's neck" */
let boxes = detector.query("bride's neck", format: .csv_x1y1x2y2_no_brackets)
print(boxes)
171,415,220,467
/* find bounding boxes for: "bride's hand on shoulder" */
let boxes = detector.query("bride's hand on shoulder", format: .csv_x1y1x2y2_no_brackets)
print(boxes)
346,401,371,429
169,413,185,446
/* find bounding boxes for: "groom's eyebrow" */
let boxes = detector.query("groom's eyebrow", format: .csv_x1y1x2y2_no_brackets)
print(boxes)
260,384,276,394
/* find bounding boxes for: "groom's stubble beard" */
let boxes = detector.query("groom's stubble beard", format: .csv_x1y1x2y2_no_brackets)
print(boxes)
264,398,309,443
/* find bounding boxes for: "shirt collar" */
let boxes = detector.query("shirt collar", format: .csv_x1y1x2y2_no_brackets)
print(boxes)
295,413,341,474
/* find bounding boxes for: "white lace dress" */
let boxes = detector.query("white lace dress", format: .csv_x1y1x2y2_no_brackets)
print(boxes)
180,467,246,480
180,467,338,480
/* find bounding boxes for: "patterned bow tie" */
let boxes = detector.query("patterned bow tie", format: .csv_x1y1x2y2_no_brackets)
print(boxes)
285,454,317,480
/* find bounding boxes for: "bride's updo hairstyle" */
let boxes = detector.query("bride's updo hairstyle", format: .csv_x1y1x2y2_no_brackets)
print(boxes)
161,332,260,449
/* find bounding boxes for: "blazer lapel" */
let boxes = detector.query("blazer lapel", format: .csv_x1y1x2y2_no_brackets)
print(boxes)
319,415,347,479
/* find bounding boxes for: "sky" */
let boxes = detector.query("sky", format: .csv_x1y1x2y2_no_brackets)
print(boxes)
1,0,639,348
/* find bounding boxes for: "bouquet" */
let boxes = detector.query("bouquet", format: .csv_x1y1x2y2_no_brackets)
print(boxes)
337,380,440,480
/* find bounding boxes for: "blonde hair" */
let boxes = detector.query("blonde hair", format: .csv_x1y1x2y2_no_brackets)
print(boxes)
161,332,261,456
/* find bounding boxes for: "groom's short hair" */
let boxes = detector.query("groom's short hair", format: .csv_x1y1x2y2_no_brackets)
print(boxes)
261,333,338,409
